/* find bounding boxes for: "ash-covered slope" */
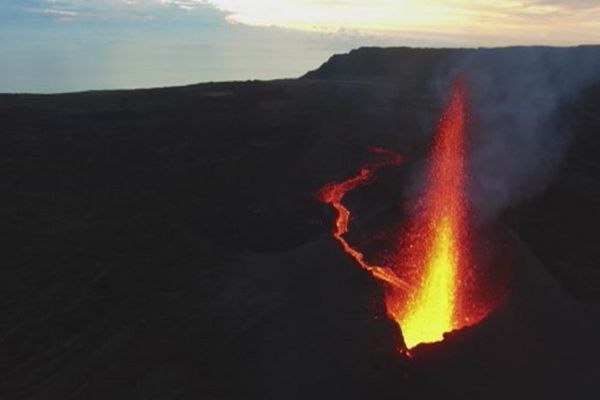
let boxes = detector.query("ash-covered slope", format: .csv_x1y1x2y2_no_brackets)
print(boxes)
1,47,600,399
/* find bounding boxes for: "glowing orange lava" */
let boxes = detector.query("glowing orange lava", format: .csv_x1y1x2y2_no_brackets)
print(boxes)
385,80,481,349
318,147,410,291
319,81,494,351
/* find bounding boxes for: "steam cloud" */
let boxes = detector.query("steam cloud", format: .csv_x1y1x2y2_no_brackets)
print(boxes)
431,46,600,217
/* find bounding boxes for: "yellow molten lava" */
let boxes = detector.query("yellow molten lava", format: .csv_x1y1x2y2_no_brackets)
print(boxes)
385,80,470,350
399,217,456,349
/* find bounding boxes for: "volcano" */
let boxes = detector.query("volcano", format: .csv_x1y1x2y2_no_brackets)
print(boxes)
1,47,600,399
320,80,506,351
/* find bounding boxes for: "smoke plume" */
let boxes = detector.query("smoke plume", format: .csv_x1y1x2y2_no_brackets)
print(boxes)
431,46,600,217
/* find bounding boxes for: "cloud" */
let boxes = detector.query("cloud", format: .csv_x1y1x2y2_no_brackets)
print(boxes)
525,0,600,10
0,0,225,23
3,1,599,45
204,0,600,45
35,7,78,18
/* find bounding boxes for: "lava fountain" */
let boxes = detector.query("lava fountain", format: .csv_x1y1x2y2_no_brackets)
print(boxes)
320,80,496,351
385,79,477,350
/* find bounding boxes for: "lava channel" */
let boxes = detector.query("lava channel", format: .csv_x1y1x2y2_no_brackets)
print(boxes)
318,147,410,291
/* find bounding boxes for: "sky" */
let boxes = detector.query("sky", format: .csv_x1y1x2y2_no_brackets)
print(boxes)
1,0,599,93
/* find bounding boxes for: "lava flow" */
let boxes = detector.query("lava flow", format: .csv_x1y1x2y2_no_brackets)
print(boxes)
320,81,494,351
318,147,409,291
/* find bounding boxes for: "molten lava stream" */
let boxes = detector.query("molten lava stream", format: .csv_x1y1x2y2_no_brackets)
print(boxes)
318,148,410,291
320,81,494,352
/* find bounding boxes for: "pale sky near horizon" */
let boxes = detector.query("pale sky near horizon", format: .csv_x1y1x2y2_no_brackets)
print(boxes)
1,0,599,93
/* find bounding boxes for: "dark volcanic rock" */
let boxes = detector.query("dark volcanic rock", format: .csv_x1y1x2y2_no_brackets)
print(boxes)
303,45,600,81
1,48,600,399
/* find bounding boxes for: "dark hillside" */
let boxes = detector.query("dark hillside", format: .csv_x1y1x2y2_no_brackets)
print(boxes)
1,47,600,399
